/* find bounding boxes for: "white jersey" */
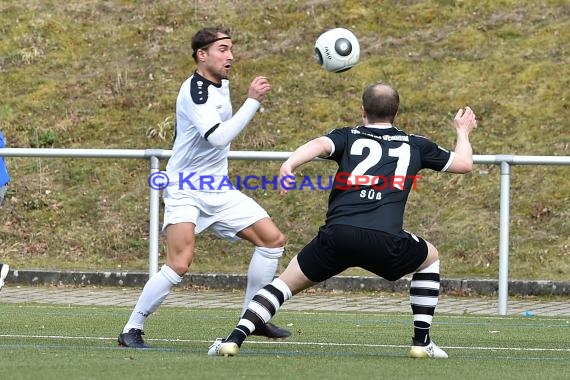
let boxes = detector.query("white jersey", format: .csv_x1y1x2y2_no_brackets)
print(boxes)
166,72,232,192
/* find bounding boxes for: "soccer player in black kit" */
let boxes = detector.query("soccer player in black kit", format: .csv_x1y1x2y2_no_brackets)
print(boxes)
209,82,477,358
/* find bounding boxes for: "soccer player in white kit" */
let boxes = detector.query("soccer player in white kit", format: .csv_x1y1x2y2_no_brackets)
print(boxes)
118,27,290,348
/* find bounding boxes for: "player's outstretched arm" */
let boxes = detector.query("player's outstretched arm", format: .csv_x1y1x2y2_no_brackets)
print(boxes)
446,106,477,174
205,76,271,149
247,76,271,102
279,137,332,196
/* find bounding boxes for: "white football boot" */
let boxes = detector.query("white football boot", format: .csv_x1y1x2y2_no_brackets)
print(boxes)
208,338,239,357
409,341,449,358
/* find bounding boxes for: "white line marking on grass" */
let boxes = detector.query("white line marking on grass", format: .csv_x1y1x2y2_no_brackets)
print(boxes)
1,334,569,353
0,334,113,341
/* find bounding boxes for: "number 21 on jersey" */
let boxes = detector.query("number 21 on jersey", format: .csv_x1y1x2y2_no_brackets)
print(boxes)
346,138,410,190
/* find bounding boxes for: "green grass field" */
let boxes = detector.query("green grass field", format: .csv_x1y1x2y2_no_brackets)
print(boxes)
1,302,568,380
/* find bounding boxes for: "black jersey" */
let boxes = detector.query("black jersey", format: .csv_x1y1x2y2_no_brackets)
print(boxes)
324,125,453,236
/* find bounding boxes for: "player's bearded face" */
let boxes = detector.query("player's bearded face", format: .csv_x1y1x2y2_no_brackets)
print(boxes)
206,39,233,81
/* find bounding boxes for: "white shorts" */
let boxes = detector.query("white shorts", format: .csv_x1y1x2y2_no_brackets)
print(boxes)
162,189,269,241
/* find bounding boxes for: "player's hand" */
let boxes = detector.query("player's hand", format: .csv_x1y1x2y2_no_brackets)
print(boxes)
248,76,271,102
278,163,295,196
453,106,477,134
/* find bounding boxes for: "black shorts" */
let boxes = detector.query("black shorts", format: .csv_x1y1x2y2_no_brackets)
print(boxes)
297,224,428,283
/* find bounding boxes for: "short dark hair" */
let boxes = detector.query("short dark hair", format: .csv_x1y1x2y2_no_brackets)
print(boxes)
362,83,400,123
191,27,231,62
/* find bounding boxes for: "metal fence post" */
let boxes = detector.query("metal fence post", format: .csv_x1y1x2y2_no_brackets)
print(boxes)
1,148,569,311
148,155,161,277
498,159,511,315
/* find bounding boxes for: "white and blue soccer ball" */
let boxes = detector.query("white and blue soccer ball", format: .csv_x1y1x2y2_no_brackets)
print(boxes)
314,28,360,73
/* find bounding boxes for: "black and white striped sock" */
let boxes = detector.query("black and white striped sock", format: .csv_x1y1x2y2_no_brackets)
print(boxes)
410,260,440,345
227,278,292,346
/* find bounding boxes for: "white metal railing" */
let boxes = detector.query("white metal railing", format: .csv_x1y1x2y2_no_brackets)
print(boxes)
1,148,569,315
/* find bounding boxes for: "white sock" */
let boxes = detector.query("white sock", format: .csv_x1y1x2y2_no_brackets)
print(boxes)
242,246,283,314
123,265,182,333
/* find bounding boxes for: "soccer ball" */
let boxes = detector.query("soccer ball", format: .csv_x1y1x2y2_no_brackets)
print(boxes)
314,28,360,73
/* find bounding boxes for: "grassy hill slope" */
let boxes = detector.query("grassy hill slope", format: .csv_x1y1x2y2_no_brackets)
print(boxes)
0,0,568,280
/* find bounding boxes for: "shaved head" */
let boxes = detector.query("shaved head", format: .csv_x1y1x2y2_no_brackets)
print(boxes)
362,83,400,123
